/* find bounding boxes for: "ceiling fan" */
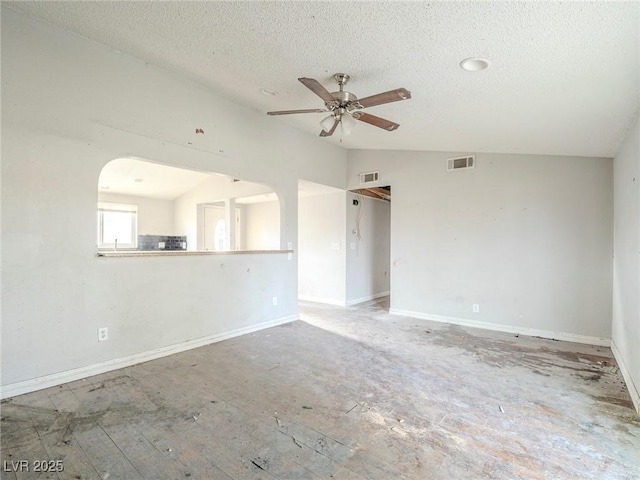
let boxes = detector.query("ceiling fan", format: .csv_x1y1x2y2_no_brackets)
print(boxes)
267,73,411,137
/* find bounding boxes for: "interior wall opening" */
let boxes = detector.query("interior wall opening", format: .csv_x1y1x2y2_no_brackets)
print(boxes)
346,186,391,308
97,157,281,253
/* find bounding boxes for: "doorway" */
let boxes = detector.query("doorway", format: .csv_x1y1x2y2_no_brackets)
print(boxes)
203,205,241,251
345,187,391,307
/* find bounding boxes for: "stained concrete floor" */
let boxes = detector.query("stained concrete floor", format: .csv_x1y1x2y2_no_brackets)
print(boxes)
1,298,639,479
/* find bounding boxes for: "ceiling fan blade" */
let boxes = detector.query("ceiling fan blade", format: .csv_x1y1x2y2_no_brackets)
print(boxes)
352,112,400,131
267,108,327,115
319,118,339,137
355,88,411,109
299,77,337,104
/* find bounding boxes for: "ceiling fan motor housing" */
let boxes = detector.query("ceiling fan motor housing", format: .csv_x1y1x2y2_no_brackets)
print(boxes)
329,74,361,111
329,91,359,111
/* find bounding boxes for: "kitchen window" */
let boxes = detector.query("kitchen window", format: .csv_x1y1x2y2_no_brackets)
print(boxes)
98,202,138,249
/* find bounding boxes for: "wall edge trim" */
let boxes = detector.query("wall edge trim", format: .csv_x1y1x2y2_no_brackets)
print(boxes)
611,340,640,414
346,291,390,306
0,314,298,400
388,308,611,347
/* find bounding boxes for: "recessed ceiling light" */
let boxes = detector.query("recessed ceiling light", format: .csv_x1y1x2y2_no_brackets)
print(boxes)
134,178,143,183
460,57,490,72
260,88,279,96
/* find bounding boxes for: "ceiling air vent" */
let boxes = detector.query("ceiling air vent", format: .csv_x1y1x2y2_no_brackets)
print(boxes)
447,155,475,171
359,171,379,184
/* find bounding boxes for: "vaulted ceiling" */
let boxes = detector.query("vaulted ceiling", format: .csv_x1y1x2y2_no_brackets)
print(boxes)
6,1,639,157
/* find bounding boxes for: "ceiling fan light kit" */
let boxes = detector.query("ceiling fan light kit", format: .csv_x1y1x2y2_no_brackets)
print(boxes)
320,114,337,132
340,113,356,136
267,73,411,137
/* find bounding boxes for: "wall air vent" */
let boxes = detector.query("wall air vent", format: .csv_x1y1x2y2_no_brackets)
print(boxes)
447,155,475,171
359,171,379,184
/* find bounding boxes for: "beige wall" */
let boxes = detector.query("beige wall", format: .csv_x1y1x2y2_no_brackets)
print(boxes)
1,8,346,396
298,191,347,305
244,201,280,251
349,150,613,343
612,113,640,413
172,175,275,251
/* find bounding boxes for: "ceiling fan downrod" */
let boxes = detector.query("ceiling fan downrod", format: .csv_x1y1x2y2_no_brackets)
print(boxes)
334,73,350,91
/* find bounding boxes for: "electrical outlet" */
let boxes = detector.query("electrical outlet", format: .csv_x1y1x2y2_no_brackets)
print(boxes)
350,243,356,250
272,297,278,306
331,242,341,250
472,304,480,313
98,327,108,342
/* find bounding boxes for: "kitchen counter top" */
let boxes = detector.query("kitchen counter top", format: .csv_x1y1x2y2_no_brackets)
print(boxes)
97,250,292,257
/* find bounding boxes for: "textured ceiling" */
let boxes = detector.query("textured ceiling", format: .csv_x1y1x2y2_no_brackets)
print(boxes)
6,1,640,157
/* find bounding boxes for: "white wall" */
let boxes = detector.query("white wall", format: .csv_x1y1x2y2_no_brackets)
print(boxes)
612,113,640,413
244,201,280,250
298,191,347,305
172,175,274,250
98,192,174,236
1,8,347,396
348,150,613,344
346,193,391,304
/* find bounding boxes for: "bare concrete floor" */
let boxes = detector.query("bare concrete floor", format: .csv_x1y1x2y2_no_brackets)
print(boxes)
1,298,639,479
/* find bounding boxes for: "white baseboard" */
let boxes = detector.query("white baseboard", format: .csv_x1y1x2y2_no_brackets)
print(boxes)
388,308,611,347
298,295,346,306
611,340,640,414
346,291,390,306
0,314,298,400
